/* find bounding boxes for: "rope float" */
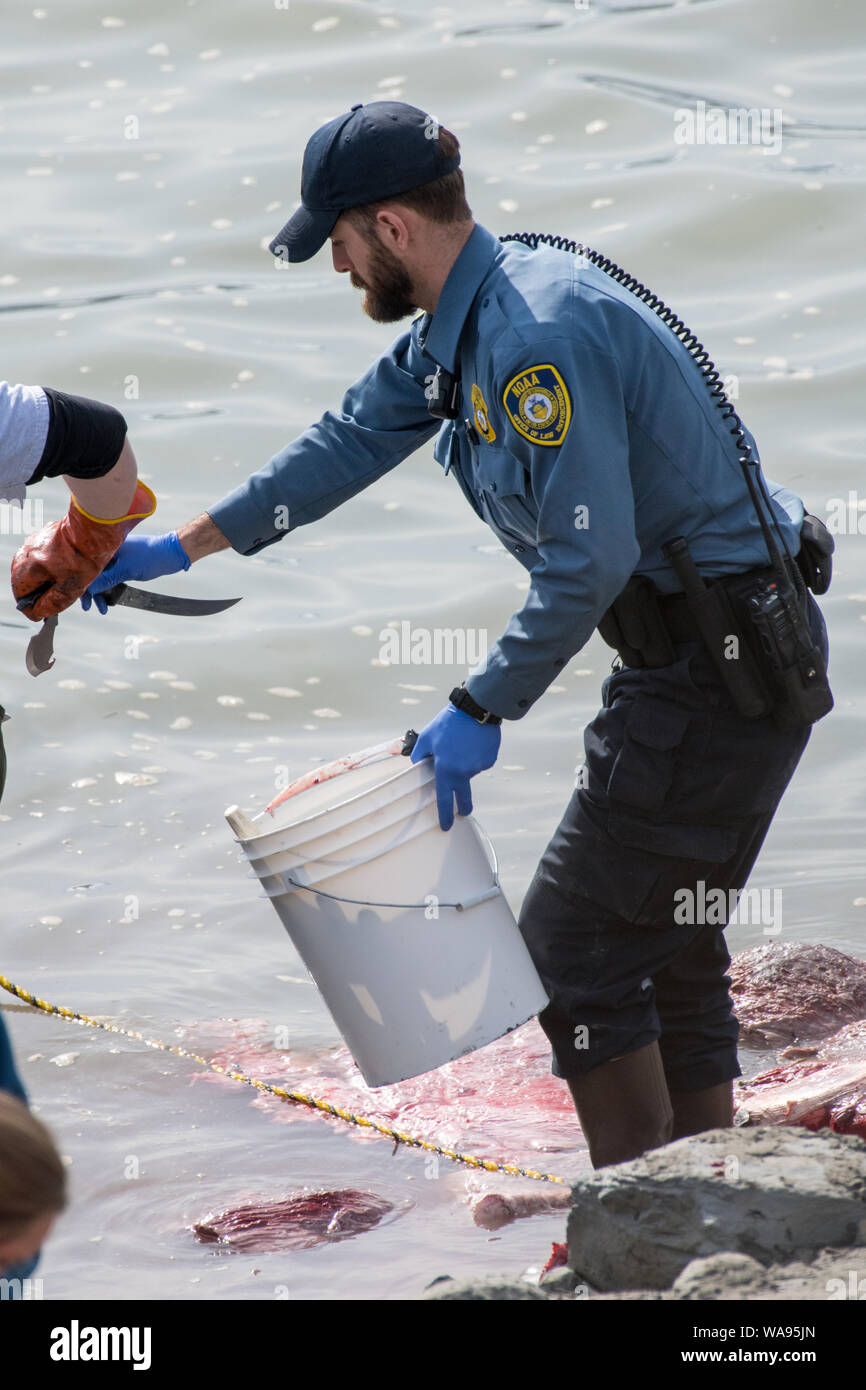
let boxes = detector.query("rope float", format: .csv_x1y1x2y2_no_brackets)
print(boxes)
0,972,566,1186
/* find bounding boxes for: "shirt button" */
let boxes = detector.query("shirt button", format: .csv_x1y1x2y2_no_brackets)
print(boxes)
514,544,525,553
517,698,529,709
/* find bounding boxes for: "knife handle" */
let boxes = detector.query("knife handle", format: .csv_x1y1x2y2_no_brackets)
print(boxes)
16,578,54,612
100,584,125,607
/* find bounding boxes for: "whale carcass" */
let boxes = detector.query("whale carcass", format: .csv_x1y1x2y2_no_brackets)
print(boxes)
192,1189,398,1253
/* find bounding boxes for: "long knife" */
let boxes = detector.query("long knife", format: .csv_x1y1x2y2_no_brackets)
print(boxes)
16,579,241,617
100,583,241,617
19,583,242,675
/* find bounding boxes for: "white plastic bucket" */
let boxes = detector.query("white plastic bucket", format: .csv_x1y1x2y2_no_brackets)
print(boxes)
249,757,438,854
226,752,549,1087
254,801,443,898
242,758,438,870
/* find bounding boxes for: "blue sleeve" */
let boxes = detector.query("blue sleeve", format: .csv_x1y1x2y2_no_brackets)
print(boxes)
0,1015,28,1104
0,1020,42,1288
207,322,440,555
3,1254,40,1290
466,338,640,720
764,478,805,533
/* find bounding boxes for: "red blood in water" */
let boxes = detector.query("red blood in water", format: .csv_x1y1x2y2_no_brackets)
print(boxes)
182,944,866,1168
183,1017,584,1171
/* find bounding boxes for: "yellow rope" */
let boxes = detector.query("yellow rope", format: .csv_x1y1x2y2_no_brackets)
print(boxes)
0,973,566,1186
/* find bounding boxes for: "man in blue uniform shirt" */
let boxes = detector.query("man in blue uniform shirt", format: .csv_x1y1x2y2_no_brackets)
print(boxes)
70,101,829,1168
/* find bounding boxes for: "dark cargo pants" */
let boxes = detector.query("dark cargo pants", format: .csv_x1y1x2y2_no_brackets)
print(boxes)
518,595,829,1092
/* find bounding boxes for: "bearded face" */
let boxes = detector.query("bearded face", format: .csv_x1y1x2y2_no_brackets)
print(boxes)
349,232,418,323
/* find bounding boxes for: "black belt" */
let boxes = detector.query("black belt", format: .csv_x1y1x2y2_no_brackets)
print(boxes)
603,557,802,670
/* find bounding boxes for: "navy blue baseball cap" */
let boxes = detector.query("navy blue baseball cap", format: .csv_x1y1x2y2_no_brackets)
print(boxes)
268,101,460,263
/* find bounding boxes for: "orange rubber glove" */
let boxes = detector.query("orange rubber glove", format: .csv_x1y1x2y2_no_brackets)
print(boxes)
11,481,157,620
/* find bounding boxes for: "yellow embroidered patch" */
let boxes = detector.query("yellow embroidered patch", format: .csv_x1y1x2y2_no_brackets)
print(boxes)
503,364,571,446
470,383,496,443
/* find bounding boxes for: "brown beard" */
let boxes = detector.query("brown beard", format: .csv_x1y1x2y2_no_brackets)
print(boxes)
350,235,418,323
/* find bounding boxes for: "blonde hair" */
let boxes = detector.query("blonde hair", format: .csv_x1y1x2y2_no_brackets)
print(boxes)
0,1091,66,1239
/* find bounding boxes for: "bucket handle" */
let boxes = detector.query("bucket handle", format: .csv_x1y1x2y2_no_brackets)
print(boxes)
277,817,502,914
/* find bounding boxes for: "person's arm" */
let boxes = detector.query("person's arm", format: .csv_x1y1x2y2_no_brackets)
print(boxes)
203,323,440,556
81,320,440,606
176,511,231,563
0,382,139,519
10,388,159,620
64,433,138,521
464,338,639,720
26,386,135,510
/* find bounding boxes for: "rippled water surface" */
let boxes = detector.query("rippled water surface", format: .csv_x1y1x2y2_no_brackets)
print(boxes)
1,0,865,1300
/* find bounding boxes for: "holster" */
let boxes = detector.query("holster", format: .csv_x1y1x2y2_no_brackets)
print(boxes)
596,575,677,669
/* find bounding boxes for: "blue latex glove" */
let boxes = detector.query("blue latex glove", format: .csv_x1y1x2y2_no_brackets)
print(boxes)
410,703,501,831
80,532,191,613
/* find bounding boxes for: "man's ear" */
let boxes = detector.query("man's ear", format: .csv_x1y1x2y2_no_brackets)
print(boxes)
375,207,411,251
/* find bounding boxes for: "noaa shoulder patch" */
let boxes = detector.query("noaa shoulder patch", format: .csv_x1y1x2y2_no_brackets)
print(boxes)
470,383,496,443
503,364,571,446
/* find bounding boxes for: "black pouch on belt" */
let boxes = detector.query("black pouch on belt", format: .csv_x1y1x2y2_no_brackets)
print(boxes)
795,513,834,596
597,575,677,668
723,565,833,731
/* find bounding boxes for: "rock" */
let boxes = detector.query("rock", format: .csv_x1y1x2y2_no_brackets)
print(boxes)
567,1126,866,1292
432,1245,866,1301
731,943,866,1047
672,1252,768,1298
667,1244,866,1302
427,1279,549,1300
539,1267,585,1295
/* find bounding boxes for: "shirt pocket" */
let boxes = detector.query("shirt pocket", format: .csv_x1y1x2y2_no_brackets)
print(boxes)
472,446,537,544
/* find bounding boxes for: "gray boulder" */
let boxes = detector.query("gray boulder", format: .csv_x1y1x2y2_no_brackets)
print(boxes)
426,1278,548,1300
567,1125,866,1292
672,1252,769,1298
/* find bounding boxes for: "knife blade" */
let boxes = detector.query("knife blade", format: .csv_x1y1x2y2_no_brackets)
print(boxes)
25,615,58,676
100,583,241,616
